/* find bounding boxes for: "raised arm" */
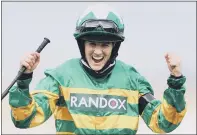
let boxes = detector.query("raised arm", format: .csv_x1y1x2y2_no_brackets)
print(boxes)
138,53,187,133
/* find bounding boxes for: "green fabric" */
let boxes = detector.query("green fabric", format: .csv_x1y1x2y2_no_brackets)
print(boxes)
9,76,60,128
167,76,186,89
75,128,95,134
158,110,180,133
66,100,138,117
9,86,32,108
141,100,161,127
163,87,186,112
17,78,32,89
9,78,33,108
96,128,137,135
137,74,154,96
141,75,186,133
44,59,140,90
34,75,60,95
107,11,124,29
9,58,187,134
75,128,137,134
77,11,96,26
74,8,125,41
11,106,37,128
56,119,76,132
141,99,181,133
33,93,52,121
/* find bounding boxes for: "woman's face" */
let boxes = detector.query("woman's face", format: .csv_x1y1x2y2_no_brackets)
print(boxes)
84,41,113,71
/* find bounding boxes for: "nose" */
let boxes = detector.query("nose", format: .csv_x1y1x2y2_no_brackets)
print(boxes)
93,45,103,55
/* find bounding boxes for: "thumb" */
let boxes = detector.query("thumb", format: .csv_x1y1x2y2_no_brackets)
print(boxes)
165,53,170,63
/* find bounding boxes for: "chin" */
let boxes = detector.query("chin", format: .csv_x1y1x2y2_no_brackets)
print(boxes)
88,60,107,71
92,67,102,71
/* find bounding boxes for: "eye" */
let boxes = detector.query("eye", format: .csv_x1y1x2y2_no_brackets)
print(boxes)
101,42,111,47
88,41,96,47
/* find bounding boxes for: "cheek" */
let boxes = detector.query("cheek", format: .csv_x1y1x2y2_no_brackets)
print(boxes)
104,48,113,57
85,52,91,61
85,47,92,58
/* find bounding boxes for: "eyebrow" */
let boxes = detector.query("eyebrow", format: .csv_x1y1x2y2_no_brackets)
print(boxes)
88,41,112,44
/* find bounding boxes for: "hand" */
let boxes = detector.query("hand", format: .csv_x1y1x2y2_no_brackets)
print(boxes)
165,53,182,77
20,52,40,73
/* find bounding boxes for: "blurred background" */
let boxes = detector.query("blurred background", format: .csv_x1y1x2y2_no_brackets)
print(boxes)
1,2,196,134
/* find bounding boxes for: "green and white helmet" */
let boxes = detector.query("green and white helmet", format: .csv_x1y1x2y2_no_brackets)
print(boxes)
74,3,125,60
74,3,125,42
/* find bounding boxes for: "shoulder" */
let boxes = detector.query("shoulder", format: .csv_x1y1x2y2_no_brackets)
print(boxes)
42,58,81,86
116,60,154,94
44,58,81,76
115,60,148,82
58,58,81,68
115,60,139,75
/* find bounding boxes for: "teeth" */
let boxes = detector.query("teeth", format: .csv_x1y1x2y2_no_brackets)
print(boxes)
92,56,103,60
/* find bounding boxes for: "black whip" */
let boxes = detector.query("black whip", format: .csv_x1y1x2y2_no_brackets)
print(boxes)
1,37,50,100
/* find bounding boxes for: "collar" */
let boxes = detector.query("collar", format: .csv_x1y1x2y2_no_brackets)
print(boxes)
80,59,116,79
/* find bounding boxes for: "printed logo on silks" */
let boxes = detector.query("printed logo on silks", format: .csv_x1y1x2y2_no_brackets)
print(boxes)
70,93,127,113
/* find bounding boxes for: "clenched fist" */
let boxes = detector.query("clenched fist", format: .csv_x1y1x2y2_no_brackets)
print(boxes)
165,53,182,77
20,52,40,73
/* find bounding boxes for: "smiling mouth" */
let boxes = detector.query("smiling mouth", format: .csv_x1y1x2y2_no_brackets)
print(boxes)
92,56,104,63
